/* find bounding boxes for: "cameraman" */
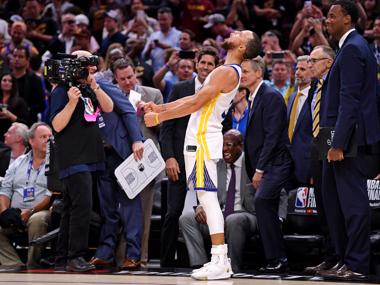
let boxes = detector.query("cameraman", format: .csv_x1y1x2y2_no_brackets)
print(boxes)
49,50,113,272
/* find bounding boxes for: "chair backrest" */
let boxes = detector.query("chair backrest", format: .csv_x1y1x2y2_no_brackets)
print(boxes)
284,187,321,235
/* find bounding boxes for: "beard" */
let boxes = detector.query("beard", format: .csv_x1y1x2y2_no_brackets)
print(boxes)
221,39,234,50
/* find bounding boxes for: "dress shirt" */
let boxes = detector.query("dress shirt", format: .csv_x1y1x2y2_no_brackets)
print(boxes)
195,76,203,92
0,151,51,209
295,86,310,123
248,80,264,109
311,74,327,112
339,28,355,49
225,153,243,212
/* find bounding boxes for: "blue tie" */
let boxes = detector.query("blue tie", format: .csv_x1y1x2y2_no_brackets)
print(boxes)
224,164,236,218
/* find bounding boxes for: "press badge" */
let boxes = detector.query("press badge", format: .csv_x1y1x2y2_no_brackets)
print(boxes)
23,187,35,202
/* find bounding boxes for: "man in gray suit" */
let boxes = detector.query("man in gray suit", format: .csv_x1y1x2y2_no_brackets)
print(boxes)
179,129,288,272
113,58,163,266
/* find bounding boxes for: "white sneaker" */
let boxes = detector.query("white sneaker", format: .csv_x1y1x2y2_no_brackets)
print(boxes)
191,256,233,280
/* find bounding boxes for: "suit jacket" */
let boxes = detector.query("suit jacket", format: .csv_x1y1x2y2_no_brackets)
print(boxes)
160,79,195,169
216,155,288,218
97,80,143,160
135,85,163,147
287,88,313,184
244,82,290,179
321,30,380,149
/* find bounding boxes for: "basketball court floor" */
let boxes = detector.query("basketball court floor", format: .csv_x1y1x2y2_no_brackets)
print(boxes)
0,266,378,285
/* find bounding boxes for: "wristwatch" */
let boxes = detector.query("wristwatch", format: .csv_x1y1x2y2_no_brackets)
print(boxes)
30,208,35,215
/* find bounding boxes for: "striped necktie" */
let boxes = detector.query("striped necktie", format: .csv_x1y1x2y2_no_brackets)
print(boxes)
312,79,324,138
288,92,302,142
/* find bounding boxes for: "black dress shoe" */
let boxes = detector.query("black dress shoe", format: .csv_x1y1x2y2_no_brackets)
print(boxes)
259,260,289,273
66,257,95,272
318,262,343,276
322,264,367,280
304,261,336,274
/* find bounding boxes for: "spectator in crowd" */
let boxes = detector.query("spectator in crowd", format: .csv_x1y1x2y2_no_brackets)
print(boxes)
125,36,155,88
96,44,125,83
261,30,282,54
304,45,338,275
42,0,74,29
0,123,28,177
0,72,29,140
45,13,77,58
222,86,249,138
71,28,95,54
319,1,380,279
1,21,39,68
252,0,285,35
244,56,292,273
179,30,196,52
204,13,234,60
179,0,215,42
75,14,100,54
224,0,251,30
291,17,329,56
112,58,163,267
264,60,292,100
49,50,113,272
0,122,52,268
142,7,181,72
289,3,324,49
124,0,159,35
160,47,219,267
287,55,313,187
98,10,127,57
10,46,45,125
22,0,58,54
153,53,195,102
202,37,220,52
90,71,144,270
180,130,288,272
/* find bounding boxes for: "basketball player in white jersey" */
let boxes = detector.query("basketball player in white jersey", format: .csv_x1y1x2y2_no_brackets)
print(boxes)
144,30,260,280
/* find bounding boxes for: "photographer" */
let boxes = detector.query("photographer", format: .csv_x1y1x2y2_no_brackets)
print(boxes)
49,50,113,272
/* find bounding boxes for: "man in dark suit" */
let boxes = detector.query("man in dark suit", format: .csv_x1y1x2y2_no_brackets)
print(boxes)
243,56,292,272
287,55,313,187
320,0,380,279
89,79,145,269
160,47,219,267
304,45,339,274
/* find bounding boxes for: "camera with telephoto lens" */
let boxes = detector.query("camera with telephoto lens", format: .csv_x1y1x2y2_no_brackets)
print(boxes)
43,53,99,86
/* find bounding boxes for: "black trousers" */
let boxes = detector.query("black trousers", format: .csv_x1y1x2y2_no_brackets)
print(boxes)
160,171,187,267
55,171,93,263
310,141,338,263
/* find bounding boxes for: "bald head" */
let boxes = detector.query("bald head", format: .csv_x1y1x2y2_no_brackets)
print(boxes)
72,50,92,58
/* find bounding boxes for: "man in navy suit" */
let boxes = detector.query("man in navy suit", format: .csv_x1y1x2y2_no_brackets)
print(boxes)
304,45,339,274
160,47,219,267
90,79,145,269
320,0,380,279
287,55,313,187
243,56,292,272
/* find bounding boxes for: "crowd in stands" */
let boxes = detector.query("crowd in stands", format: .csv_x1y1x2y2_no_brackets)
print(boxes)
0,0,379,280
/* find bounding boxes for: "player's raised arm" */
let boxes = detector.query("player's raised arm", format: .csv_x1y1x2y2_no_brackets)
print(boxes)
144,66,238,127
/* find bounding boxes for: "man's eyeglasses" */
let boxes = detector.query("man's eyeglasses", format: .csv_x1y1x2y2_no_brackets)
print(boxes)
307,57,329,64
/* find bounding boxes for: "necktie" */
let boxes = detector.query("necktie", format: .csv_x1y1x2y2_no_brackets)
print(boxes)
288,92,302,142
312,79,324,138
224,164,236,218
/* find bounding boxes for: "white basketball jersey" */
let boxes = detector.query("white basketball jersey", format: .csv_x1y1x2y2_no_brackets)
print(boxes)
184,64,241,160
